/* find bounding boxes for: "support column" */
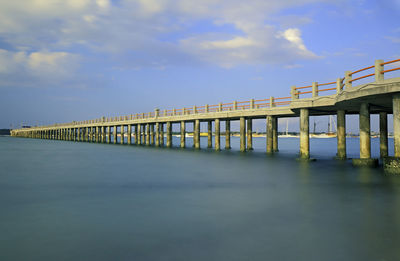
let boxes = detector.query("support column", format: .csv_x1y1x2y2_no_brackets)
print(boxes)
359,103,370,159
160,123,164,146
267,115,273,153
337,110,347,159
107,126,111,144
127,125,131,145
207,121,212,148
150,124,155,145
113,126,117,144
299,108,310,159
137,124,142,145
272,117,278,152
247,118,253,150
215,119,220,151
146,123,150,146
180,121,185,148
380,112,388,158
101,126,105,143
120,125,124,145
141,125,145,145
240,117,246,152
394,94,400,157
95,127,99,143
225,120,231,149
194,119,200,149
166,122,172,147
155,123,160,146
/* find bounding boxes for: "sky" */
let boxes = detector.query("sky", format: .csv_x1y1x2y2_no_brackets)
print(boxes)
0,0,399,133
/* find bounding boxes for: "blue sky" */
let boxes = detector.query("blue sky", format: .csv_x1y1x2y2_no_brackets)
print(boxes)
0,0,399,133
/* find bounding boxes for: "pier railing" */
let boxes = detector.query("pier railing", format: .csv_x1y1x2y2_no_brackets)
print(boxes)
20,58,400,129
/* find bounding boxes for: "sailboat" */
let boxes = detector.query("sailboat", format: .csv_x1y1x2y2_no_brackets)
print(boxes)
316,115,336,138
279,119,298,137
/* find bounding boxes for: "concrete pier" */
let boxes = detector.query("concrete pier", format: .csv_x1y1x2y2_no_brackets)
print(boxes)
155,123,160,146
194,119,200,149
166,122,172,148
150,124,155,145
146,123,150,146
380,112,388,158
120,125,124,144
180,121,185,148
215,119,220,151
337,110,346,159
113,126,117,144
207,121,212,148
247,119,253,150
127,125,131,145
240,117,246,152
299,108,309,159
359,103,371,159
394,94,400,157
272,117,278,152
160,123,164,146
266,115,273,154
225,120,231,149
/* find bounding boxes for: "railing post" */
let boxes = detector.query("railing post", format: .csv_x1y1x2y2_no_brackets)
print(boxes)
336,78,342,94
233,101,238,110
163,110,166,117
155,108,159,118
270,96,275,108
250,99,255,109
345,71,352,89
291,86,298,100
173,108,176,116
375,59,384,83
205,104,209,113
193,106,197,114
218,103,222,112
312,82,318,98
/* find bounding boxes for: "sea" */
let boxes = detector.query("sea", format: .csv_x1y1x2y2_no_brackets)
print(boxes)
1,135,400,261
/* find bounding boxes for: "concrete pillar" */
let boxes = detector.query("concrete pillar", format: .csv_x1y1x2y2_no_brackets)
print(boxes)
102,126,106,143
137,124,142,145
312,82,318,98
166,122,172,147
247,118,253,150
146,123,150,146
393,94,400,157
375,59,384,83
155,123,160,146
359,103,371,158
337,110,347,159
141,125,145,145
273,117,278,152
107,126,111,144
119,125,124,145
215,119,220,151
240,117,246,152
127,125,131,145
180,121,185,148
380,112,388,158
150,124,155,145
160,123,164,146
113,126,117,144
95,127,99,143
300,108,310,159
225,120,231,149
207,121,212,148
194,119,200,149
267,115,273,153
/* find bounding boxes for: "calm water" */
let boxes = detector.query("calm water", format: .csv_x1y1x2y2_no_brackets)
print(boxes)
1,136,400,261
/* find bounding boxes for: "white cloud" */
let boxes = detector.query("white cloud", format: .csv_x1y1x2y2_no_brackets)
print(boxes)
0,0,329,72
0,49,79,87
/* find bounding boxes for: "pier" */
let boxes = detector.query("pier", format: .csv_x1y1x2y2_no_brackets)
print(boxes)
10,58,400,173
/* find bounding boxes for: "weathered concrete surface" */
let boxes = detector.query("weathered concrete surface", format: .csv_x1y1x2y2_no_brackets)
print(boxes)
383,157,400,174
194,119,200,149
207,121,212,148
180,121,185,148
215,119,220,151
240,117,246,152
225,120,231,149
394,94,400,157
359,103,371,159
272,117,278,152
155,123,160,146
352,158,379,167
380,112,388,158
336,110,346,159
299,108,309,159
247,119,253,150
266,116,273,153
166,122,172,148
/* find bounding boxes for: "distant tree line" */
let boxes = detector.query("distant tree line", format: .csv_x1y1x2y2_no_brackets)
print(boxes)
0,129,10,135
